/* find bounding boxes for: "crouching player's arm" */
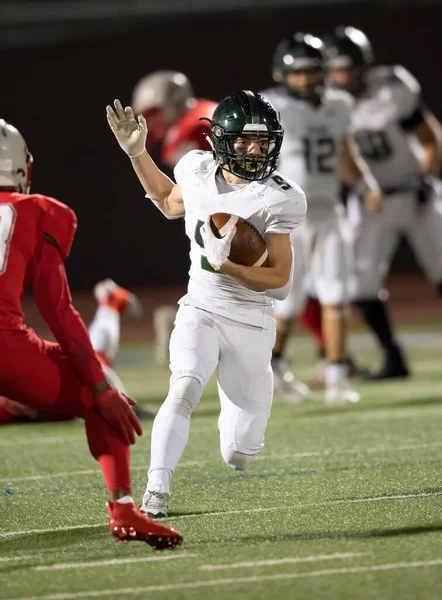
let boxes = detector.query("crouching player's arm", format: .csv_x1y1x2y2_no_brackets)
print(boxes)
106,99,185,219
31,238,141,444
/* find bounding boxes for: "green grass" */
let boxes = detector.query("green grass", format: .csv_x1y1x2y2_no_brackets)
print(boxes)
1,328,442,600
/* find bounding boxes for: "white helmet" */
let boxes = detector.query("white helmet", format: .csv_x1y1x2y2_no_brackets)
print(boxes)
132,70,195,124
0,119,33,193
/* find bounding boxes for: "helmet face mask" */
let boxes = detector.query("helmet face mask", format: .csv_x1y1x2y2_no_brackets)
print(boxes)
285,66,324,101
209,91,284,181
272,33,325,101
214,130,279,181
0,120,33,193
327,64,365,94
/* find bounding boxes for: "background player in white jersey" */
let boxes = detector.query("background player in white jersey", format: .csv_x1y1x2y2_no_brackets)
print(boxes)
325,27,442,379
263,33,383,404
107,91,306,518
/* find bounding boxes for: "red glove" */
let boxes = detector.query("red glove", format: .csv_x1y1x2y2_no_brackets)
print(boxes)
94,388,143,445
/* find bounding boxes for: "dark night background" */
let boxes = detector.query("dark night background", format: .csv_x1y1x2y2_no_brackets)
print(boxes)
1,0,441,290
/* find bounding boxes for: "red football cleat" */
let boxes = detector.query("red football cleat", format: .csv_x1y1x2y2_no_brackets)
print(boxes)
106,501,183,550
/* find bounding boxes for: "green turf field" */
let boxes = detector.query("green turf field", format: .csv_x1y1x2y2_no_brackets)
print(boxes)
1,328,442,600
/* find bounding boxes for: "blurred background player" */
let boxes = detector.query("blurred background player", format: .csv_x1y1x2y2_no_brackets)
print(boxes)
263,33,383,404
132,70,217,365
0,278,151,423
0,118,182,549
325,27,442,379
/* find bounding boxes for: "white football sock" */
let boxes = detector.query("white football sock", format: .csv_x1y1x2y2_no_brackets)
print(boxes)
325,362,348,387
88,306,120,363
147,376,203,491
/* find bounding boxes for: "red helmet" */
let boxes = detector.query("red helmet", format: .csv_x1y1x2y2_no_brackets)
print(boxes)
132,70,196,124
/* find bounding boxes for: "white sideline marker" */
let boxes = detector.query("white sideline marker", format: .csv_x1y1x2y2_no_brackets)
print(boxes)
200,552,367,571
8,559,442,600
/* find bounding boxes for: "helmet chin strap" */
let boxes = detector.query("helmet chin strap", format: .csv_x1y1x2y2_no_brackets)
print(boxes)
202,133,214,150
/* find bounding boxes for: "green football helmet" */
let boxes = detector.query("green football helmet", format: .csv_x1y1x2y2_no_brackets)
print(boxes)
206,90,284,181
324,26,374,68
272,33,325,100
323,27,374,93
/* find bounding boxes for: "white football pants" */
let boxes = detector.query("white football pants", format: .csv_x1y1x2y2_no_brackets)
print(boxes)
347,186,442,299
275,215,353,320
148,304,276,489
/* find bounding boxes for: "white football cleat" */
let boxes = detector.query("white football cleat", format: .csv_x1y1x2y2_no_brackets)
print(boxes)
272,358,311,404
325,383,360,405
141,487,170,519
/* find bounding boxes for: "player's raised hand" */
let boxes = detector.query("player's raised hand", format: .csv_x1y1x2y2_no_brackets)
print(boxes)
106,99,147,158
364,189,384,214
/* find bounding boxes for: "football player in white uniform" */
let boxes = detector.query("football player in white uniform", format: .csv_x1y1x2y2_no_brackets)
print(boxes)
325,27,442,379
263,33,382,404
107,91,307,518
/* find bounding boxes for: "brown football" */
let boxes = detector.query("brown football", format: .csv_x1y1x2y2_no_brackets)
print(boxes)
210,213,269,267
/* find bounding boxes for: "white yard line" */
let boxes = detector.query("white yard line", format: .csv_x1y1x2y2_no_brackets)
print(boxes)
200,552,367,571
0,554,39,563
2,490,440,538
2,440,442,484
0,523,104,539
34,553,197,571
298,406,442,423
8,559,442,599
0,435,84,448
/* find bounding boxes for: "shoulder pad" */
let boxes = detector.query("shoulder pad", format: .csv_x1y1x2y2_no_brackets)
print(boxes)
391,65,421,95
173,150,213,185
35,195,77,260
324,87,355,110
260,173,307,234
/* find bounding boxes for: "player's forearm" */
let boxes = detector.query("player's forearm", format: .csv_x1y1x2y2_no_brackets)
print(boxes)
340,136,380,192
50,305,107,387
130,150,175,202
420,143,441,175
220,261,289,292
33,243,106,388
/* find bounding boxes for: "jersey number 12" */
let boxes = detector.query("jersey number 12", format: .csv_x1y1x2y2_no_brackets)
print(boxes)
303,137,336,173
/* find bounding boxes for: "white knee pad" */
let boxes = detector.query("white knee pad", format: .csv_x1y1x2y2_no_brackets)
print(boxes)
162,372,204,418
220,442,256,471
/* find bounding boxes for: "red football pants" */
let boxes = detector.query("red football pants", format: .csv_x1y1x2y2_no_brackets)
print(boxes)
0,328,130,491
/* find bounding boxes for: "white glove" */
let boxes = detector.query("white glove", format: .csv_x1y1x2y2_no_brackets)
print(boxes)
106,99,147,158
200,217,236,271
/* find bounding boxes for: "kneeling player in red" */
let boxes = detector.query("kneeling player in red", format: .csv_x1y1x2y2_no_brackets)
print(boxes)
0,119,182,550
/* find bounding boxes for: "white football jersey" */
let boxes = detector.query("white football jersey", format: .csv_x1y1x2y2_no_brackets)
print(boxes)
262,86,353,220
349,66,422,189
173,150,307,327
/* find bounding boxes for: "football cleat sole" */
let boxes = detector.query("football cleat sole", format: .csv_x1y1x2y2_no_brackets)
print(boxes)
111,524,183,550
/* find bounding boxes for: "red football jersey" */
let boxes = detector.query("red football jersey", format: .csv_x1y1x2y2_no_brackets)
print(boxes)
0,192,77,329
162,99,217,168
